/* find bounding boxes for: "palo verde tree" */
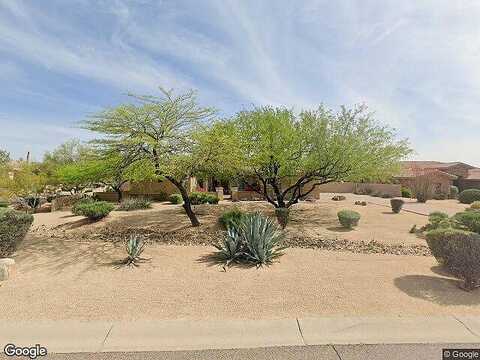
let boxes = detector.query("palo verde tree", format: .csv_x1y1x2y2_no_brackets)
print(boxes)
81,88,219,226
230,105,411,225
57,150,145,201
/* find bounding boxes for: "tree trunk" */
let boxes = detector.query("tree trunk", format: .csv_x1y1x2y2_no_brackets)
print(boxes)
115,188,123,203
166,176,200,227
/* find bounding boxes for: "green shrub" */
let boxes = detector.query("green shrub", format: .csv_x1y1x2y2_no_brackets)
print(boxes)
189,192,219,205
219,208,245,230
401,187,412,198
73,201,114,220
337,210,361,229
425,228,472,266
169,194,183,204
433,193,447,200
428,211,449,230
0,208,34,257
453,211,480,234
0,200,8,208
459,189,480,204
470,201,480,210
214,212,286,266
72,197,96,216
390,198,404,213
116,197,152,211
450,185,459,199
443,232,480,290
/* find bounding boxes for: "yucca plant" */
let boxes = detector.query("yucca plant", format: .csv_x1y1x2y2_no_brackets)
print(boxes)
121,234,149,267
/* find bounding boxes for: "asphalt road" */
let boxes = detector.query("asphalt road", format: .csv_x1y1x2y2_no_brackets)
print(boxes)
8,344,478,360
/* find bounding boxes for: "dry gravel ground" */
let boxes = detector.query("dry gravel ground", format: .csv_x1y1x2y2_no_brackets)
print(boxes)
28,194,434,256
1,244,480,321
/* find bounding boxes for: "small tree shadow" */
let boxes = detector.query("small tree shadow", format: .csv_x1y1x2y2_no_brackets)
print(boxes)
394,275,480,305
196,253,268,271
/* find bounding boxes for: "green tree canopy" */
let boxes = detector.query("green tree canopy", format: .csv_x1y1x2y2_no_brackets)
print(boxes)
229,104,412,209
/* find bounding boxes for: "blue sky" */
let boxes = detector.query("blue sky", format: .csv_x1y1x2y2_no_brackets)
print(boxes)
1,0,479,166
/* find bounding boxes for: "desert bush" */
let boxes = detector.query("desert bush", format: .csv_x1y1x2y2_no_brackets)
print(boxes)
427,211,450,230
73,201,114,220
470,201,480,210
354,201,367,206
0,200,8,208
401,187,412,198
169,194,183,204
453,211,480,234
337,210,361,229
443,232,480,290
425,228,472,265
116,197,152,211
0,208,34,257
11,196,46,212
331,195,346,201
189,192,219,205
219,208,245,230
390,198,404,213
459,189,480,204
450,186,459,199
214,212,286,266
71,197,96,216
433,193,448,200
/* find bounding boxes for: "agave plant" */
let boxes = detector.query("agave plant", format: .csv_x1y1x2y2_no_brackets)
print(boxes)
240,212,286,266
122,234,149,267
214,212,286,267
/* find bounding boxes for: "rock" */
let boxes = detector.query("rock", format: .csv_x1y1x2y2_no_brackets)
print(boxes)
0,265,9,281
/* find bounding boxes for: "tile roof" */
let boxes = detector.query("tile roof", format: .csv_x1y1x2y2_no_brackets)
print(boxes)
465,168,480,180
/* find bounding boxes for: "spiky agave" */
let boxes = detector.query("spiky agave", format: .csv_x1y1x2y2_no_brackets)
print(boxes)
122,234,149,267
214,227,244,268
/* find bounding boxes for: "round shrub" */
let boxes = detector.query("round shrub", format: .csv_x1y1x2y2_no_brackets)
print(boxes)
390,198,404,213
453,211,480,234
337,210,361,229
425,228,473,266
443,232,480,290
450,185,459,199
428,211,449,230
0,208,34,257
169,194,183,204
189,192,219,205
459,189,480,204
74,201,114,221
470,201,480,210
401,187,412,198
72,197,96,216
205,194,219,204
116,197,152,211
219,207,245,230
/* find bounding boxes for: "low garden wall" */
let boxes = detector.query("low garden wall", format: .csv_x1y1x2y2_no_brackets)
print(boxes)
94,192,120,202
51,194,85,212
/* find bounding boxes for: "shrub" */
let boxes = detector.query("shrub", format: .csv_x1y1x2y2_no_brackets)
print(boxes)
337,210,361,229
72,197,96,216
453,211,480,234
390,198,404,213
219,208,245,230
450,185,459,199
169,194,183,204
425,228,472,266
214,212,286,266
459,189,480,204
189,192,219,205
116,197,152,211
0,208,34,257
428,211,449,230
0,200,8,208
73,201,114,220
470,201,480,210
401,187,412,198
433,193,447,200
443,232,480,290
331,195,346,201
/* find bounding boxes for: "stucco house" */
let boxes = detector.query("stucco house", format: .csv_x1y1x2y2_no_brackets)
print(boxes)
394,161,480,195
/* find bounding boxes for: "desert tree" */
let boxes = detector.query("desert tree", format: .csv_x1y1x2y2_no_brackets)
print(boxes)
229,105,411,225
81,88,222,226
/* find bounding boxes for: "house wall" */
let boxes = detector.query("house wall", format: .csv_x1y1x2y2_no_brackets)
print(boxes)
457,179,480,192
398,174,453,195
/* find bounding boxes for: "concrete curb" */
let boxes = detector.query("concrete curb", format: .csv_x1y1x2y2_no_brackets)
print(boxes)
1,316,479,354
